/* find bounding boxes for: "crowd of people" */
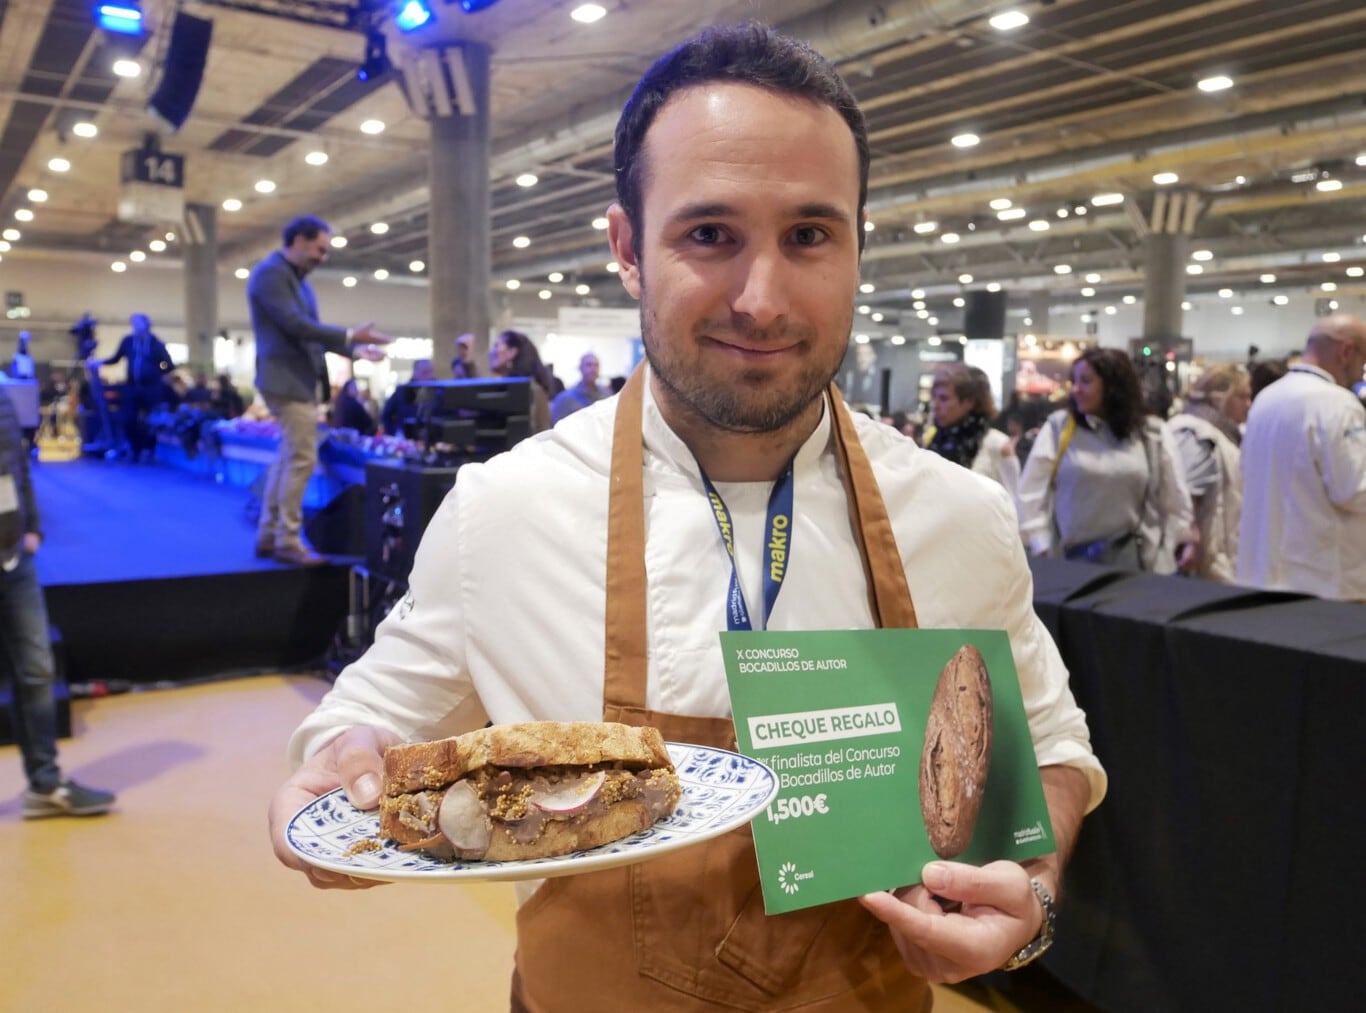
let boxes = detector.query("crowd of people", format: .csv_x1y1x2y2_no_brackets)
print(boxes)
917,314,1366,602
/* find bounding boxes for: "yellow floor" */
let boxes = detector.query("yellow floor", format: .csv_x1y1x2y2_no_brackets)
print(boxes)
1,675,1023,1012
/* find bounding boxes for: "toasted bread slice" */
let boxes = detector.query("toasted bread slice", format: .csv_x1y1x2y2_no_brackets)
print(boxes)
382,721,674,797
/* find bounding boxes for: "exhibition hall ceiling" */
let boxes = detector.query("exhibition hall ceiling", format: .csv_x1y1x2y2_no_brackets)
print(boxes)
0,0,1363,332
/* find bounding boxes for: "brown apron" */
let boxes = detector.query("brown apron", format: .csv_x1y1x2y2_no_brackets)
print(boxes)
512,369,930,1011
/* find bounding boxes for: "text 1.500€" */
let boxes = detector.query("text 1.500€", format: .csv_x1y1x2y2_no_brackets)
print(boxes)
765,793,831,825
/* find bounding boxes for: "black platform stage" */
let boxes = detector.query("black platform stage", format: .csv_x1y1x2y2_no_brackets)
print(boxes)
26,457,351,688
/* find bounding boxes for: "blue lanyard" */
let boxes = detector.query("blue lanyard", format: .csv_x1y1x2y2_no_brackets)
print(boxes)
699,463,795,631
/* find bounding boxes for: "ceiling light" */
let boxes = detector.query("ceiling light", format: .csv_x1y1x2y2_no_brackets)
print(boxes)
305,151,329,166
1291,170,1319,183
859,282,876,293
72,121,98,139
591,216,609,230
1191,249,1213,261
1347,267,1364,278
112,59,142,78
575,283,590,295
951,132,980,148
547,271,564,283
369,222,389,234
1153,172,1179,186
221,198,242,212
394,1,434,32
941,233,960,244
1321,282,1338,292
1231,306,1244,315
148,239,166,252
571,4,607,24
512,235,531,248
1028,219,1050,232
1235,175,1247,184
1057,208,1069,218
254,179,276,194
409,260,425,272
986,282,1001,293
1259,273,1275,283
515,172,539,187
373,268,389,280
916,309,929,319
989,10,1030,30
927,316,939,326
911,289,926,298
330,235,348,248
958,273,974,284
234,267,249,280
1197,75,1234,93
538,289,552,300
1074,205,1088,215
2,228,20,242
913,221,937,234
1105,306,1117,315
1081,287,1096,297
997,208,1026,221
359,119,386,135
164,231,175,241
1084,273,1102,284
890,335,905,345
1272,294,1289,305
48,157,71,172
864,220,875,232
1123,295,1137,305
1053,264,1072,275
952,297,965,308
96,3,144,34
26,188,48,203
111,261,127,273
14,209,34,222
1322,252,1341,263
1186,264,1203,275
1091,193,1124,207
989,198,1012,211
857,305,871,315
871,312,884,322
1218,288,1233,298
506,279,521,290
343,276,357,288
913,301,926,310
606,261,620,273
1316,179,1343,192
128,250,145,262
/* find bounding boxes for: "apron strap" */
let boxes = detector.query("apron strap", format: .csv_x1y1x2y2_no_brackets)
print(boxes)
602,368,918,715
826,385,919,630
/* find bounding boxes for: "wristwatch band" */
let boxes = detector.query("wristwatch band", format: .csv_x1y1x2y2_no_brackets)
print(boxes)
1002,877,1056,971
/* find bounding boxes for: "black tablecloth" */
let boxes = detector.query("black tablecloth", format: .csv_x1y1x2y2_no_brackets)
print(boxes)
1027,559,1366,1011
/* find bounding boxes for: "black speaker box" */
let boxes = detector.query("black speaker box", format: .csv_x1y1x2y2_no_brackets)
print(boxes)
964,290,1007,340
149,13,214,130
364,460,460,584
304,484,367,556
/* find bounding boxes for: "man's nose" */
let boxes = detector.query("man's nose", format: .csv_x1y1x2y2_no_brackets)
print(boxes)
730,247,791,330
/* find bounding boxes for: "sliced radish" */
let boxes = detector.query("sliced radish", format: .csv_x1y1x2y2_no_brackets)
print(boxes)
529,771,606,815
438,781,492,855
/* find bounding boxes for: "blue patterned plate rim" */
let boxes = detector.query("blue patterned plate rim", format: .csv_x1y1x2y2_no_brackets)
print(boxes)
285,742,778,883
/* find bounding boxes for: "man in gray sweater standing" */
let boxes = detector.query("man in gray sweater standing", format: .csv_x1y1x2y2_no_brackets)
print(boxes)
248,215,390,566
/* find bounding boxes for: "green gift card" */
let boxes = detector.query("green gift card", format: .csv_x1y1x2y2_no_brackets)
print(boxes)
721,628,1054,915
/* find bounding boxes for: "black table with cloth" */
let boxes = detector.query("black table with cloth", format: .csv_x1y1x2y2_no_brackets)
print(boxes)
1024,558,1366,1012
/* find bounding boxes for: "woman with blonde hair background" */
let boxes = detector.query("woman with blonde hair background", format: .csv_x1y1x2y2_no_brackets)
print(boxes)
924,363,1019,495
1164,363,1251,582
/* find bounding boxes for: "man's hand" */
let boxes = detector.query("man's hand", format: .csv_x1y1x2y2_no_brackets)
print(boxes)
351,322,393,347
858,859,1043,983
267,724,401,889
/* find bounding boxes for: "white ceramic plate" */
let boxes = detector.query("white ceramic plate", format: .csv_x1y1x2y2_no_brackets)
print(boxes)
285,742,778,883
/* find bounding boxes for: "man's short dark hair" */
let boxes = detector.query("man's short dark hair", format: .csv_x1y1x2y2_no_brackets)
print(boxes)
282,215,330,247
613,22,869,255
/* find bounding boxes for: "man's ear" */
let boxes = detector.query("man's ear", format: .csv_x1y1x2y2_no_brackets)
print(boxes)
606,203,641,300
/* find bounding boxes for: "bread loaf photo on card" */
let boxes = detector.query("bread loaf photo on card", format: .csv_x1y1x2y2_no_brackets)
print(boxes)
379,721,682,862
919,644,994,859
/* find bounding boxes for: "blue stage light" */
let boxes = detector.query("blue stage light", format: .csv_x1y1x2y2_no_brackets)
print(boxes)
96,3,144,35
458,0,502,12
394,1,433,32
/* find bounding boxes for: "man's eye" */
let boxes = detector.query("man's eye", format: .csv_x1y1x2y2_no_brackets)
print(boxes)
689,225,724,244
792,226,826,246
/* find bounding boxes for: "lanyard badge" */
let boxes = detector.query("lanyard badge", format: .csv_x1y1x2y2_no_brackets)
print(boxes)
700,463,795,631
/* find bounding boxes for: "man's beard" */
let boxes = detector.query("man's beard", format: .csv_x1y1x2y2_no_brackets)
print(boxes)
638,293,848,435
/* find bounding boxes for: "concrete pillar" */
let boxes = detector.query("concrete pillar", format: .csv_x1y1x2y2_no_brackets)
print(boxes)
1026,291,1050,334
182,202,218,370
426,42,491,377
1142,232,1187,343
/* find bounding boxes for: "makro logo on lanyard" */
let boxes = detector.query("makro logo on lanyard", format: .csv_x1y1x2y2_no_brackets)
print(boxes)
700,463,795,631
